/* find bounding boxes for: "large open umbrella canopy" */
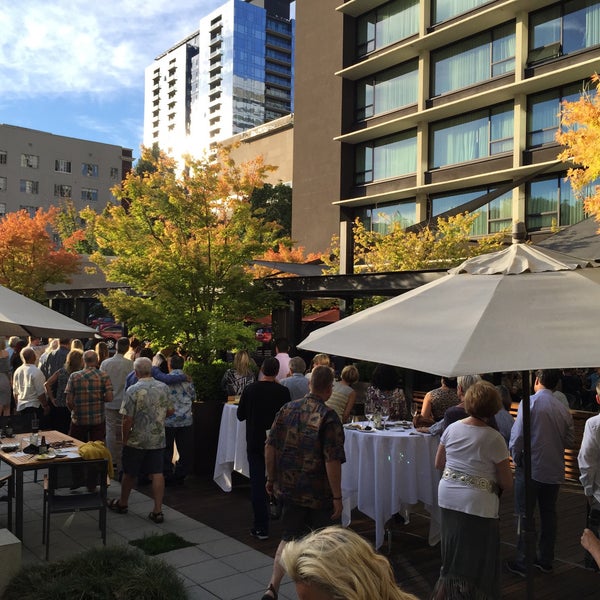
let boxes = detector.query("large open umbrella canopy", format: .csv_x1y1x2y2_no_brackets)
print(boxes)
0,285,97,338
299,244,600,375
299,242,600,599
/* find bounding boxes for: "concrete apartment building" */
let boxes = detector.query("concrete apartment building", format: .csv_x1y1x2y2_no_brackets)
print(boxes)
0,124,133,217
143,0,294,161
291,0,600,255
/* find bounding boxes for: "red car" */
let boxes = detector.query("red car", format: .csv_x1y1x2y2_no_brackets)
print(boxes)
98,325,125,350
255,327,272,344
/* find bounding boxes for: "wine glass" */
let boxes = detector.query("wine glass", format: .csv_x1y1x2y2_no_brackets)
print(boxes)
364,398,375,429
380,399,390,429
411,402,420,419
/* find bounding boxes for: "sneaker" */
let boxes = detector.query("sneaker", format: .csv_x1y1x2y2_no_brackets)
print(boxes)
251,528,269,540
534,561,553,574
506,560,527,578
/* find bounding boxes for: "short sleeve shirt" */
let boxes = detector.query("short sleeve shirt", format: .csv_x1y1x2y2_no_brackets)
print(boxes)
120,378,173,449
65,367,113,426
266,394,346,509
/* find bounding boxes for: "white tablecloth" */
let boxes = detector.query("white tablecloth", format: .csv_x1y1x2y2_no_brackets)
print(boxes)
342,424,441,549
213,403,249,491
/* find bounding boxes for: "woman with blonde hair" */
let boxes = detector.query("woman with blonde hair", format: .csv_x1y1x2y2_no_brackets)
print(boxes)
95,341,109,365
221,350,257,397
305,353,330,383
44,349,83,434
71,339,84,351
281,526,418,600
326,364,359,423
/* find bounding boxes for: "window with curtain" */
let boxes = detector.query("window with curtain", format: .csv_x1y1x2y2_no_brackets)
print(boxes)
356,61,418,120
431,23,515,96
530,0,600,59
526,175,589,229
356,0,419,57
433,0,492,24
355,130,417,184
432,188,512,235
357,201,417,234
527,82,591,148
430,103,513,168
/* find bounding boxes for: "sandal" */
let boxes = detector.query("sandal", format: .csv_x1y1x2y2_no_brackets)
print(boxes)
148,511,164,523
107,498,128,514
261,583,278,600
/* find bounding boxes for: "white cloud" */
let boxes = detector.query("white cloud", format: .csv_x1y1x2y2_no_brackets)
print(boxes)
0,0,225,98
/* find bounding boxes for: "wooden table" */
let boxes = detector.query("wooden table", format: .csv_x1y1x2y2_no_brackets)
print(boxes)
0,430,83,540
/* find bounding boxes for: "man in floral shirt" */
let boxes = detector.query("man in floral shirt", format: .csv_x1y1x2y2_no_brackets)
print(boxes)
163,353,195,486
107,357,173,523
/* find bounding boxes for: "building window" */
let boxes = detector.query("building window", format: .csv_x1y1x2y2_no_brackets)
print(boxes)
55,159,72,173
0,203,5,216
356,0,419,57
110,167,119,180
54,184,72,198
430,103,513,168
19,179,39,194
20,205,38,217
20,154,39,169
432,187,513,235
433,0,492,24
355,130,417,184
0,177,6,191
356,60,418,120
526,175,589,230
527,82,591,147
0,151,6,164
81,187,98,202
529,0,600,62
82,163,99,177
356,200,417,234
431,23,515,96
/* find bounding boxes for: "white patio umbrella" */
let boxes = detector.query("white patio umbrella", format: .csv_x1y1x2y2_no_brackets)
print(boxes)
299,243,600,375
299,242,600,599
0,284,97,338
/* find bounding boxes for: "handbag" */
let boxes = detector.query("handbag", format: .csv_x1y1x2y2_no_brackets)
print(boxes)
269,494,282,520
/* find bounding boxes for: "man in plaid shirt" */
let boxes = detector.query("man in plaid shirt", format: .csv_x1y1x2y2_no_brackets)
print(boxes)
66,349,113,442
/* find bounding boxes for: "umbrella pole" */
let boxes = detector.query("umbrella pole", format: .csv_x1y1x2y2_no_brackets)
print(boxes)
521,369,535,600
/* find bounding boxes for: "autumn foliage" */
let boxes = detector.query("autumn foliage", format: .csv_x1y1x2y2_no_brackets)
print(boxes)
0,208,81,302
556,73,600,224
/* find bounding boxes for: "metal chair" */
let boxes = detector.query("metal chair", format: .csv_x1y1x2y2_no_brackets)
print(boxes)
0,470,13,532
42,459,108,560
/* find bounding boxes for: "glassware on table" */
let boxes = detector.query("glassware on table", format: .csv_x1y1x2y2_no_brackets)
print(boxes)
380,399,390,429
411,402,420,419
31,416,40,434
364,398,375,429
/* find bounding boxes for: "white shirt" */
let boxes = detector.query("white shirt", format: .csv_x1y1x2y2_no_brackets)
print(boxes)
579,413,600,505
12,363,46,410
100,353,134,409
274,352,290,382
439,421,508,519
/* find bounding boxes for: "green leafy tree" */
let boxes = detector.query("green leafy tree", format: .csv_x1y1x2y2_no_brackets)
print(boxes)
325,212,505,274
90,146,283,361
249,183,292,237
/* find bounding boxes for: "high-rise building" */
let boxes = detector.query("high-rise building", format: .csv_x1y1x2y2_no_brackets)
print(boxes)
0,124,133,218
144,0,294,160
292,0,600,255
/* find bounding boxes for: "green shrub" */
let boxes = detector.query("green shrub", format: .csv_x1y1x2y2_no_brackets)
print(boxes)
129,532,195,556
184,359,229,402
2,545,188,600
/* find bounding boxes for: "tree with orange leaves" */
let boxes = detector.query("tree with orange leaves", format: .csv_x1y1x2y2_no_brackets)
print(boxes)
556,73,600,223
90,145,283,361
0,207,80,302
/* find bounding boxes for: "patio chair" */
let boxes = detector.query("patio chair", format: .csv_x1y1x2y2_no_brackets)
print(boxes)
42,458,108,560
0,470,12,532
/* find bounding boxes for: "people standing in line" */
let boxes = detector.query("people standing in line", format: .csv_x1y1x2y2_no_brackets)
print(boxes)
95,341,110,366
237,357,290,541
433,380,513,599
38,338,59,379
70,339,84,352
65,350,113,442
125,347,188,390
0,338,11,417
494,384,515,446
280,356,309,401
108,357,174,523
281,526,419,600
261,365,345,600
304,353,331,383
12,347,49,421
25,336,46,365
99,337,133,475
41,338,70,382
273,338,291,382
507,369,574,576
221,349,257,397
44,349,83,434
578,381,600,569
163,353,196,486
123,337,140,361
326,364,359,423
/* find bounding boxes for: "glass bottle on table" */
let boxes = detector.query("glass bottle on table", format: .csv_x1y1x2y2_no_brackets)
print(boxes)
39,435,48,455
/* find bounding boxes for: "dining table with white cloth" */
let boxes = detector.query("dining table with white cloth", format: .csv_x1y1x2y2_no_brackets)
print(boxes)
213,402,249,492
341,423,441,549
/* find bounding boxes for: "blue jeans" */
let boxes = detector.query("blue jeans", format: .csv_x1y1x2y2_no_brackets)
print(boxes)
247,450,269,532
514,466,560,567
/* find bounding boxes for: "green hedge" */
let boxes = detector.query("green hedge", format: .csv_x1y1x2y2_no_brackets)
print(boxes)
184,360,230,402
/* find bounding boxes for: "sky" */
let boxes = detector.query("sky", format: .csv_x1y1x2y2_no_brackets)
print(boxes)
0,0,227,158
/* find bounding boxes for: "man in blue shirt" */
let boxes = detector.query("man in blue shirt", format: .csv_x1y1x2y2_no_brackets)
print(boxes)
507,369,574,576
280,356,309,400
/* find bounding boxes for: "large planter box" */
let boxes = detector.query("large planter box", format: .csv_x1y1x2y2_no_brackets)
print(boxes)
192,401,224,478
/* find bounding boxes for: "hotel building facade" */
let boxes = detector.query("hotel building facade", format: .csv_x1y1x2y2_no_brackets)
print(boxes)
292,0,600,254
